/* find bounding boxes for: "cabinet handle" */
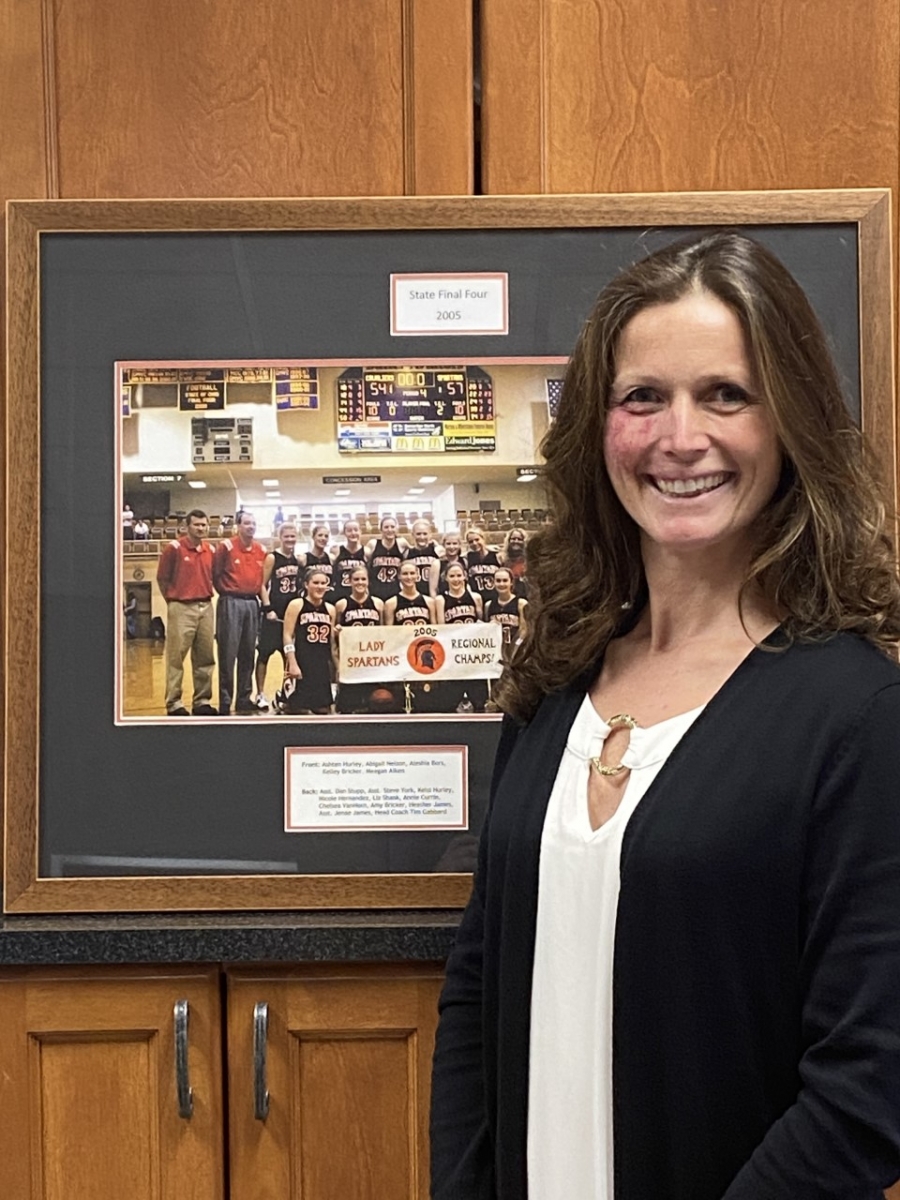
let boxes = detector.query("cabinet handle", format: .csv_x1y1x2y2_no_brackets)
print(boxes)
253,1001,270,1121
174,999,194,1119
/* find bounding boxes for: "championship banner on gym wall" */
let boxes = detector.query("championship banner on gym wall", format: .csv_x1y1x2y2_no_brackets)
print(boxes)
338,624,503,684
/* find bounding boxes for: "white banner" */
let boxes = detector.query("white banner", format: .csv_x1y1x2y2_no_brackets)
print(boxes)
338,622,503,683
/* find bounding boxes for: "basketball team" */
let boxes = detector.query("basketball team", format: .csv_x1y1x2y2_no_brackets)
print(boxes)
152,511,529,717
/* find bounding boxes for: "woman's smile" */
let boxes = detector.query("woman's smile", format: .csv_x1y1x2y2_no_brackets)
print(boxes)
649,471,733,497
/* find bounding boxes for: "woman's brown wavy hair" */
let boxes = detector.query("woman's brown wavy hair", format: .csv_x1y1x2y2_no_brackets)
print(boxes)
498,230,900,721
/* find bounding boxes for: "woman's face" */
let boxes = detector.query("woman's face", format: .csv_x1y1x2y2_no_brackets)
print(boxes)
381,518,398,540
279,525,297,552
507,530,526,551
412,522,431,547
350,567,368,594
446,564,466,589
443,534,461,557
400,562,419,590
494,569,513,596
467,530,485,553
603,289,782,563
313,527,330,551
307,572,329,601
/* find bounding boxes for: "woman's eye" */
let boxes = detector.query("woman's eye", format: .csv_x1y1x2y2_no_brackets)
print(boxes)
710,383,751,408
616,388,662,411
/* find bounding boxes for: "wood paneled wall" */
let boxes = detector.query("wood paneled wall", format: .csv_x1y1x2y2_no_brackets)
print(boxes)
480,0,900,198
0,0,473,204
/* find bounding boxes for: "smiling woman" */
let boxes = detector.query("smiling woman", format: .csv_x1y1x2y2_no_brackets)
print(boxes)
431,232,900,1200
501,231,900,716
604,288,782,563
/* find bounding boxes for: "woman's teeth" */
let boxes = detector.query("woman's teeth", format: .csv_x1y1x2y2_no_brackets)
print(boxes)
654,473,729,496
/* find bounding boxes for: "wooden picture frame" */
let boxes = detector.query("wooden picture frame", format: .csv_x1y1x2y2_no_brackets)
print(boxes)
4,190,895,913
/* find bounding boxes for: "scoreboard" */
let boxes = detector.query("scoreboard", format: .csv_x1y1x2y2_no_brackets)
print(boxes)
337,366,496,453
119,365,319,411
275,366,319,410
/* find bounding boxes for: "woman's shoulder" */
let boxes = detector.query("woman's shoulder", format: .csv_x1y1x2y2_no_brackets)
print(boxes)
775,630,900,688
730,630,900,738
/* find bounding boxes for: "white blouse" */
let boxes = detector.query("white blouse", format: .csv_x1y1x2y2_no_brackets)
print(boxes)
527,693,704,1199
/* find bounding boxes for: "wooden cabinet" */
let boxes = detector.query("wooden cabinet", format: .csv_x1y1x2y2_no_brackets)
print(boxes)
0,966,225,1200
0,962,444,1200
228,965,443,1200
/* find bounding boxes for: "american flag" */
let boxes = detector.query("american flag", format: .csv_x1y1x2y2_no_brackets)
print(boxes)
545,378,565,420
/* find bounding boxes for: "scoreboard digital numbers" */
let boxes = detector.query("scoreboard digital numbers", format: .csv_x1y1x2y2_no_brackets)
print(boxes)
337,366,496,453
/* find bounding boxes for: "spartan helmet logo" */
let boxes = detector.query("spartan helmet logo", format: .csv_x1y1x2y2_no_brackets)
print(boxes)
407,636,445,675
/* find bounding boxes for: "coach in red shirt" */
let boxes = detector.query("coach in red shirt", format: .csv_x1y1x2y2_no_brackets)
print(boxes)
213,511,267,715
156,509,216,716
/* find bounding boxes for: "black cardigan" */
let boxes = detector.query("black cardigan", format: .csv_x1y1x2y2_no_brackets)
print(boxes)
431,633,900,1199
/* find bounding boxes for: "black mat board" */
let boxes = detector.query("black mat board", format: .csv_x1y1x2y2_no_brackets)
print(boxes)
38,223,860,877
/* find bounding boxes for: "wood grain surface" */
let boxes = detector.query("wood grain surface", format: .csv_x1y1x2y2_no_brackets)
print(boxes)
0,966,224,1200
227,964,443,1200
481,0,900,196
34,0,472,199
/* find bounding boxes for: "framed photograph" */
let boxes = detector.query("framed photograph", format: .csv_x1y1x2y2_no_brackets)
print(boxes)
4,190,894,913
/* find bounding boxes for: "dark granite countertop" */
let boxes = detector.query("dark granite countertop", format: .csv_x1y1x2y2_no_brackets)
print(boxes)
0,910,463,966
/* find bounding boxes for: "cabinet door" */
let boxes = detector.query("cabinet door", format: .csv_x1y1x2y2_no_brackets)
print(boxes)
228,964,444,1200
0,965,224,1200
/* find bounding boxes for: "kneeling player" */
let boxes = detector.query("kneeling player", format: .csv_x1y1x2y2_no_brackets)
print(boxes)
484,566,528,664
333,566,385,714
280,568,336,715
436,562,488,714
385,561,439,713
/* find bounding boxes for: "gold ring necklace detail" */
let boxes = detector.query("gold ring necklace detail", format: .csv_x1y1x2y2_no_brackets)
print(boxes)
590,712,638,777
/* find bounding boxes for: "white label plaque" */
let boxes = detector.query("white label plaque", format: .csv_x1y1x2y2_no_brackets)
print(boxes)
284,745,468,832
390,272,508,336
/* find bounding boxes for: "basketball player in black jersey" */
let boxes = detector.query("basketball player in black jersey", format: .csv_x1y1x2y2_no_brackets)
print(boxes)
254,521,302,711
484,566,528,664
304,524,335,600
436,561,487,713
438,529,468,591
365,515,409,601
280,568,336,715
384,562,437,626
403,518,443,596
385,561,439,714
331,519,368,603
333,566,385,714
464,526,500,600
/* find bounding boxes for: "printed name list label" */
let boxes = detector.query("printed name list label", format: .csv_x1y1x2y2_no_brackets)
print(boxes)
390,272,508,335
284,746,468,832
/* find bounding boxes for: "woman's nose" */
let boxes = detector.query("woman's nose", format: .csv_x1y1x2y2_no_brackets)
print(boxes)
658,395,711,455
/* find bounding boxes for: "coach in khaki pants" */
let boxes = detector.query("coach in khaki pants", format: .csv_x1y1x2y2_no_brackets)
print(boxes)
155,509,217,716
